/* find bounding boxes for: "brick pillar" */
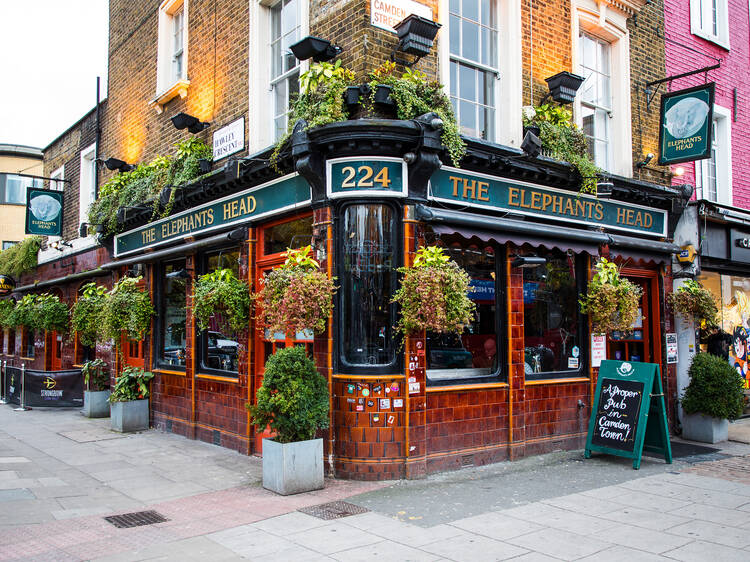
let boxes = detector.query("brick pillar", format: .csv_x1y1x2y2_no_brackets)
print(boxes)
508,246,526,460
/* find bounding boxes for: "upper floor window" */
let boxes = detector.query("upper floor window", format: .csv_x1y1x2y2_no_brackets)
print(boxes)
2,242,18,250
690,0,729,49
448,0,499,140
172,5,185,83
579,33,612,171
154,0,189,106
696,105,732,204
79,143,97,229
270,0,302,140
0,173,42,205
49,166,64,191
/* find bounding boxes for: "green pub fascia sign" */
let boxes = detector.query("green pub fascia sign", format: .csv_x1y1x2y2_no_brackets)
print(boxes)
25,187,63,236
429,167,667,237
658,83,715,165
114,174,311,257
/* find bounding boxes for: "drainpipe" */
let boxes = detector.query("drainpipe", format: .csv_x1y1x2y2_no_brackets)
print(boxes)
95,77,101,200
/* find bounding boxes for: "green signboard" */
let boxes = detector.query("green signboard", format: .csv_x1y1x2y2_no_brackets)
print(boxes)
114,174,311,257
328,157,407,198
585,360,672,469
658,83,715,165
25,187,63,236
429,167,667,237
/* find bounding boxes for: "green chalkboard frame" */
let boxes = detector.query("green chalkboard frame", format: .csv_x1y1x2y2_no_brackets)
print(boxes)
585,360,672,469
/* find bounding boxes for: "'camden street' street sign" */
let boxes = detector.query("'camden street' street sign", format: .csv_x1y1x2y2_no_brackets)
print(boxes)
25,187,63,236
658,83,715,165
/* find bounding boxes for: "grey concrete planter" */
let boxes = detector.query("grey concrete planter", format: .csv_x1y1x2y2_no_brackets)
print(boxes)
110,399,149,432
82,390,111,418
262,437,323,495
681,412,729,443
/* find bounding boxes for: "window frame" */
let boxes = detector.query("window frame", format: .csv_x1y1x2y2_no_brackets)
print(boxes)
335,200,402,375
579,32,613,171
153,0,190,109
690,0,730,50
696,104,732,205
79,143,97,229
154,258,188,371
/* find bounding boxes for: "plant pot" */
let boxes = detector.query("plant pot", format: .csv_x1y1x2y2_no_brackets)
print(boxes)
681,412,728,443
344,86,362,107
159,187,172,207
261,437,323,495
374,84,394,106
82,390,111,418
198,158,212,174
110,399,149,432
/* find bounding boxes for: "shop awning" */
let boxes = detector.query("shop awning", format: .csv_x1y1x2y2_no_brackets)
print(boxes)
416,205,606,254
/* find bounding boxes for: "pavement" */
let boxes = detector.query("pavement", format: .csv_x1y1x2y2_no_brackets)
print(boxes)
3,405,750,561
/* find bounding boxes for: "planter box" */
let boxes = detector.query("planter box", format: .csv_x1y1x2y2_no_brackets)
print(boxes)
262,437,323,495
82,390,111,418
110,399,149,433
681,412,728,444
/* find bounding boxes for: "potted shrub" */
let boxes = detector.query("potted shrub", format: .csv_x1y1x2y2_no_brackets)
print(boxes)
256,246,336,338
579,258,642,334
392,245,476,337
247,346,330,495
668,279,719,329
681,352,745,443
81,358,110,418
193,268,252,333
108,365,154,432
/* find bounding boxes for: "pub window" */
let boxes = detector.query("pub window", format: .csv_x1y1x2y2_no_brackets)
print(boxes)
425,235,501,384
198,247,242,375
158,260,187,367
523,250,583,379
340,204,398,371
23,328,35,358
263,215,314,256
7,328,15,355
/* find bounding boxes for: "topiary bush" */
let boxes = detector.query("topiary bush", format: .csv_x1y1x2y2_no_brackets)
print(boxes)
247,346,330,443
682,352,745,421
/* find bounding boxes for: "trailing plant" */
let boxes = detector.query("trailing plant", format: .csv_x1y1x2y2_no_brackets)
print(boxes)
247,346,329,443
0,236,41,277
193,268,252,333
108,365,154,403
6,293,69,333
88,138,212,235
256,246,336,337
271,60,356,171
392,245,476,336
579,258,642,334
682,352,744,420
368,62,466,166
82,358,110,391
71,282,108,346
8,294,36,329
668,279,719,328
523,104,600,195
0,299,15,329
102,276,154,342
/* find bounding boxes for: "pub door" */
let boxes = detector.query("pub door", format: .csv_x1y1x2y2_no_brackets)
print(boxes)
48,331,63,371
606,268,662,367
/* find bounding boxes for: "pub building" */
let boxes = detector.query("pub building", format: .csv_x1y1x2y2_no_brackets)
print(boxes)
17,114,676,480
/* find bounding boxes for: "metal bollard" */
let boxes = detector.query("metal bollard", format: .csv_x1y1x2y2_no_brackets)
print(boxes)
0,360,6,404
14,363,30,411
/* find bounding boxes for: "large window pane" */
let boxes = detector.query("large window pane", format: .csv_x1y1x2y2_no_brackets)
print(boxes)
159,260,187,366
263,215,313,255
341,205,396,367
523,252,580,377
200,249,241,374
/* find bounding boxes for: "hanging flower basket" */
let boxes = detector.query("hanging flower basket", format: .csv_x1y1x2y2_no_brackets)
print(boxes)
579,258,642,334
392,246,476,337
193,268,252,333
256,246,336,338
668,279,718,328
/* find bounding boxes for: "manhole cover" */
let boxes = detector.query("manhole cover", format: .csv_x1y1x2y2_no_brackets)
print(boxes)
298,501,368,520
104,510,169,528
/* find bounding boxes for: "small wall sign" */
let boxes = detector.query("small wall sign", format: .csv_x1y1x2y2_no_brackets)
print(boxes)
327,157,407,198
0,275,15,296
658,83,714,165
591,334,607,368
370,0,432,33
666,333,678,364
212,117,245,161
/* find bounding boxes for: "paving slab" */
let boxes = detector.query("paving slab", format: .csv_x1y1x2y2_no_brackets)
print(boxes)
419,531,529,562
662,539,750,561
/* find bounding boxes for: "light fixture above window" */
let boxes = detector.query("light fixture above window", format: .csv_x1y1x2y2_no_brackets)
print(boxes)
542,71,585,104
511,256,547,269
171,112,210,134
103,158,134,173
290,36,342,62
390,14,441,67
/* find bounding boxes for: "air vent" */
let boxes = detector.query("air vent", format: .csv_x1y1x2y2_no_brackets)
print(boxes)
104,510,169,529
298,501,368,520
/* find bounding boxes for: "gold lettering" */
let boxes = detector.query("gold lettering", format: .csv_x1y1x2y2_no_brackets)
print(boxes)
644,213,653,229
541,193,553,211
477,181,489,201
635,212,643,227
206,209,214,224
246,196,256,214
223,201,233,220
238,196,247,216
552,195,563,214
519,190,531,208
508,187,520,206
626,209,635,225
564,198,574,215
575,199,586,217
617,208,626,224
530,191,542,210
594,203,604,221
450,176,462,197
462,179,476,200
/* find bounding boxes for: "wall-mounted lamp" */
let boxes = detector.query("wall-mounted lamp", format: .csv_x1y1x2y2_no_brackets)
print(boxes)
673,166,685,177
521,129,542,158
541,71,585,104
79,222,89,238
198,158,212,174
511,256,547,269
390,14,442,67
166,268,191,280
596,181,614,200
49,240,73,252
290,36,342,62
103,157,134,172
227,226,248,242
636,153,654,169
171,112,210,134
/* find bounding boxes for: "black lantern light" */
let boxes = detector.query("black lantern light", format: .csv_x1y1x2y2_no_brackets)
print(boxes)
391,14,441,67
521,129,543,158
511,256,547,269
171,112,210,134
543,71,585,104
103,157,134,172
290,36,342,62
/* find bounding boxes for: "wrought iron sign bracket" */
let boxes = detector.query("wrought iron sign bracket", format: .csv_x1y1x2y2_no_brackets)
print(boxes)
645,63,721,111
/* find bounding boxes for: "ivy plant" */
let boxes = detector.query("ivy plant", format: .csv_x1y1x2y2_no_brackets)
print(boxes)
108,365,154,403
102,277,154,342
71,282,108,346
193,268,253,333
579,258,642,334
0,236,42,277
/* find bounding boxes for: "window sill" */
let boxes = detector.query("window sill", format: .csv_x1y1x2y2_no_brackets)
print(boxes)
196,373,239,383
149,79,191,114
525,376,589,386
691,29,730,51
332,374,406,380
154,368,187,376
19,356,35,361
427,382,509,393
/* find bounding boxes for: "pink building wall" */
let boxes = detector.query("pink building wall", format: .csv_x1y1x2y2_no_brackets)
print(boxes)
663,0,750,208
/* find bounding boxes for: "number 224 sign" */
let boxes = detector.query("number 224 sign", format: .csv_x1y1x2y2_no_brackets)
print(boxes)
327,158,407,198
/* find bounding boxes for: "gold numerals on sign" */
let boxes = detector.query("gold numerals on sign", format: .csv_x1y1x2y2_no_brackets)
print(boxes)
340,165,391,189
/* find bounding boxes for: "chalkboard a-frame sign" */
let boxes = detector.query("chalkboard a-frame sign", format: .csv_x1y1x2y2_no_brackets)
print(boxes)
585,360,672,469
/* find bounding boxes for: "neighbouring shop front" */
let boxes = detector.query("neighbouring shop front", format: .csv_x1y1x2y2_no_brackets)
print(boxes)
90,118,687,479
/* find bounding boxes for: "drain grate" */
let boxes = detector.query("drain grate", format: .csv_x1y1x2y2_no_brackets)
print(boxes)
298,501,368,520
104,510,169,528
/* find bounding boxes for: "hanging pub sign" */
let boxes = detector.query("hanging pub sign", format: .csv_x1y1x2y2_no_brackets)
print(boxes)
0,275,15,296
585,360,672,469
658,83,715,165
25,187,63,236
